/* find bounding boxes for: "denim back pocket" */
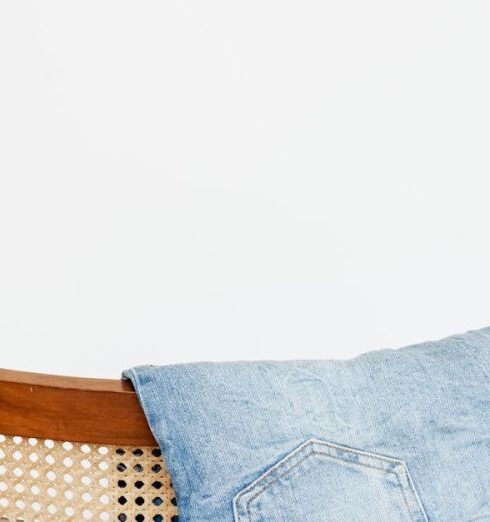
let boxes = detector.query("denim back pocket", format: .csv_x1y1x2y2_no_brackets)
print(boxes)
233,439,427,522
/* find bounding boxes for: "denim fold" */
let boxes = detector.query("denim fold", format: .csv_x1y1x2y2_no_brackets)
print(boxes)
124,327,490,521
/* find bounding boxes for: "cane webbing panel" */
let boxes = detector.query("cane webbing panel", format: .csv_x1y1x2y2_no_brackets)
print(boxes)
0,434,178,522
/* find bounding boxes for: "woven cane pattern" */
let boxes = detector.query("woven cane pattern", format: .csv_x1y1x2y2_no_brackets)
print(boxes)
0,434,178,522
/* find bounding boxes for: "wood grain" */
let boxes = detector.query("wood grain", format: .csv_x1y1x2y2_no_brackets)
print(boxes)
0,369,157,446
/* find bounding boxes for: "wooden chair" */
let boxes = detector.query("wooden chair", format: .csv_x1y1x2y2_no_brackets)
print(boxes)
0,369,178,522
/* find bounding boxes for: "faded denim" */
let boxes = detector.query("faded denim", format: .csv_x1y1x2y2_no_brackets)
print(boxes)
123,327,490,521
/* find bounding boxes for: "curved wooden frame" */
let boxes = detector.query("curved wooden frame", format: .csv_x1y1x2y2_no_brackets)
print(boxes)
0,369,156,446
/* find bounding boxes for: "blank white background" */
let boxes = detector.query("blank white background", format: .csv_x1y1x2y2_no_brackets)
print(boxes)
0,1,489,377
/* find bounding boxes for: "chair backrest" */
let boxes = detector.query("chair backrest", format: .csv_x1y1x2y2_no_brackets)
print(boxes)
0,369,177,522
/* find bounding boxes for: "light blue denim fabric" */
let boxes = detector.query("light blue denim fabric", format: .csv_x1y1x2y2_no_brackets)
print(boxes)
123,327,490,521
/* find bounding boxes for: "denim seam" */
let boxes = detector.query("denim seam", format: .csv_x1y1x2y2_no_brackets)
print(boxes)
129,367,194,506
146,368,195,498
245,454,416,522
235,440,426,522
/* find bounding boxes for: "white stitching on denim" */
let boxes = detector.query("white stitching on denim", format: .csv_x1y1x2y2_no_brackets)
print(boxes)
245,453,416,522
234,439,427,522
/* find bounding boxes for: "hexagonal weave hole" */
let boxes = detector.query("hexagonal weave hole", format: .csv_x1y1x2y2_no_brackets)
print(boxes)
0,434,178,521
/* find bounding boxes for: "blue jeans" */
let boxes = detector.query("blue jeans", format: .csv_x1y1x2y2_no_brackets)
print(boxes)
124,327,490,521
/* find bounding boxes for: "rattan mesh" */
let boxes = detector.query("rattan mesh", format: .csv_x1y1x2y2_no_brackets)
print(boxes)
0,434,178,522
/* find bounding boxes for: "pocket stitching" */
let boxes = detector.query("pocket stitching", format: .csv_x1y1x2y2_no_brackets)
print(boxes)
234,439,427,522
245,452,417,522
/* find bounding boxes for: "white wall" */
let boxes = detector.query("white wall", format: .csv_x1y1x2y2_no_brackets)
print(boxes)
1,1,489,377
